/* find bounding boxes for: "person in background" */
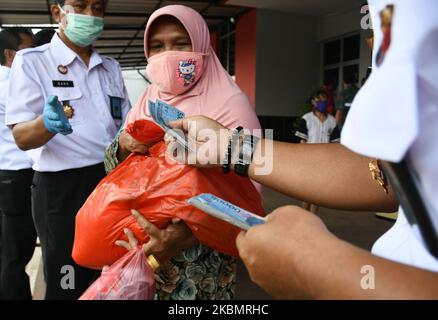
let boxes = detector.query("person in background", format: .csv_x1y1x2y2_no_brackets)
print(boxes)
335,72,359,130
295,90,340,214
320,82,336,115
33,29,56,47
109,5,262,300
5,0,131,299
0,27,35,301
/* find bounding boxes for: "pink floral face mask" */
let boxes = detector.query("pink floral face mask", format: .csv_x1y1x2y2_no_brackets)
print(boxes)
146,51,208,95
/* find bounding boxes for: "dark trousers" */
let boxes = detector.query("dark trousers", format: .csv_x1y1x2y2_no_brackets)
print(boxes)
0,169,36,300
32,163,105,300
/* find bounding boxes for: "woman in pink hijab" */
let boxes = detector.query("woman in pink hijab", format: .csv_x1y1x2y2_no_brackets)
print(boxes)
104,5,262,300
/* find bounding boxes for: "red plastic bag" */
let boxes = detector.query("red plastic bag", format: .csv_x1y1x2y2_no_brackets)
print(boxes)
73,120,264,269
79,247,156,300
125,119,164,144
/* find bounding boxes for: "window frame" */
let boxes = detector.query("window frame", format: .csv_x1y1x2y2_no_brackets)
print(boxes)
321,31,361,90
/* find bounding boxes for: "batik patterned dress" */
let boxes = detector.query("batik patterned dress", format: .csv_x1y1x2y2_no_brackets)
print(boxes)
104,134,236,300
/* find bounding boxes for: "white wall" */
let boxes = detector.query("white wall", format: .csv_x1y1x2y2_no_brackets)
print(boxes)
121,69,149,106
318,6,372,87
253,6,372,117
255,9,319,117
317,7,362,41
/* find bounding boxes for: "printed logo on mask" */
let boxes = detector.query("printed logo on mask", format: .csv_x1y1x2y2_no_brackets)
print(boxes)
177,60,197,87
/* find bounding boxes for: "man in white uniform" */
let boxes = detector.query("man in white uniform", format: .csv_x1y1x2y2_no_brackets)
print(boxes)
0,28,36,300
342,0,438,271
161,0,438,298
6,0,131,299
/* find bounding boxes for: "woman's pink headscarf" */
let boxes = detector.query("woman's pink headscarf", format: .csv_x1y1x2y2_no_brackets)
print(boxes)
126,5,261,133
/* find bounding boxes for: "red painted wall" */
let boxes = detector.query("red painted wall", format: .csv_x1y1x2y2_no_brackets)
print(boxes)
235,9,257,108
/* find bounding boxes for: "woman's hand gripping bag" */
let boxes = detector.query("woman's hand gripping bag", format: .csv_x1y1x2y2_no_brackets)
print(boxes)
72,120,264,269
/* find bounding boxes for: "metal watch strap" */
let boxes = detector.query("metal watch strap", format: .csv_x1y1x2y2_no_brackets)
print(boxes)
234,135,260,177
223,126,243,174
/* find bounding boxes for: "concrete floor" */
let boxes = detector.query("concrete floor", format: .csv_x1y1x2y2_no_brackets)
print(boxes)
26,246,45,300
26,186,395,300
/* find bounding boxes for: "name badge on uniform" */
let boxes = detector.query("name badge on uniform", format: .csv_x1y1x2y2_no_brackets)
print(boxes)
52,80,74,88
110,96,122,120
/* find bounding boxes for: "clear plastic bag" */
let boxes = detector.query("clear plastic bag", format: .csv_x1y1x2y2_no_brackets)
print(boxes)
79,247,157,300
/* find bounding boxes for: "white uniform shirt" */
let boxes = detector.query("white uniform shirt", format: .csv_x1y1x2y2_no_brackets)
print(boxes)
0,65,32,170
342,0,438,272
295,112,340,144
6,34,131,172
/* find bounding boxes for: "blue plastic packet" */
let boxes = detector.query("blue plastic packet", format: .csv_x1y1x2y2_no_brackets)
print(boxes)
149,100,194,152
188,193,266,230
156,100,185,128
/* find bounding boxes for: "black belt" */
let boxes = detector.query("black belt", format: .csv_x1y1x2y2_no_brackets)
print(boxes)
381,159,438,259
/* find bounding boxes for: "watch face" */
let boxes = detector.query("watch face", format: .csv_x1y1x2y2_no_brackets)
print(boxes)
234,135,260,177
242,144,253,163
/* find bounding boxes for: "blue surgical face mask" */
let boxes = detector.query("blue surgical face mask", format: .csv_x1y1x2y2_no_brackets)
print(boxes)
316,100,328,113
59,6,104,47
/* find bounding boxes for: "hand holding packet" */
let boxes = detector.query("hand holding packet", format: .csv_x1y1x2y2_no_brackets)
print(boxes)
188,193,266,230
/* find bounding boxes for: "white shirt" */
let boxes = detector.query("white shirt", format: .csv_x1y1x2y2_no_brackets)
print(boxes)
0,65,32,170
295,112,339,144
342,0,438,272
6,34,131,172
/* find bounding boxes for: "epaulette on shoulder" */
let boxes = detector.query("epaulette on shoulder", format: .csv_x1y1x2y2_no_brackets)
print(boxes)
17,44,50,56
